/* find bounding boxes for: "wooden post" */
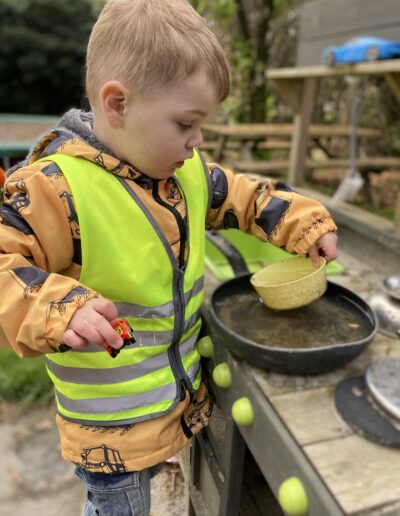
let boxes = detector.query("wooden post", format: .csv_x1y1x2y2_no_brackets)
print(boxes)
288,77,318,186
384,73,400,103
215,135,227,162
394,189,400,228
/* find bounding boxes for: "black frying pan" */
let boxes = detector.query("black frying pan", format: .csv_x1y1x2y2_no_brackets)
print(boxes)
205,231,378,375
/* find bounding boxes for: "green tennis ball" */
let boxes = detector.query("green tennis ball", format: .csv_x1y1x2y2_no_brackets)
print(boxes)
231,397,254,426
278,476,309,516
212,362,232,388
197,336,214,358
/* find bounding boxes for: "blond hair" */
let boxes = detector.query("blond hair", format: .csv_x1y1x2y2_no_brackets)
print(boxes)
86,0,230,105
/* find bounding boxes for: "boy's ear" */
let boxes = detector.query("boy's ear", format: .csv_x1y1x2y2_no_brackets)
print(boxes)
99,81,129,129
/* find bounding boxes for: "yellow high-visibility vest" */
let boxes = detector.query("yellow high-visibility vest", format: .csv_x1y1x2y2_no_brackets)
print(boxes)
42,150,209,425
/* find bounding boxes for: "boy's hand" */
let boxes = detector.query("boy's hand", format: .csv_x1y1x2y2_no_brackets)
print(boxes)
308,232,338,267
62,298,123,351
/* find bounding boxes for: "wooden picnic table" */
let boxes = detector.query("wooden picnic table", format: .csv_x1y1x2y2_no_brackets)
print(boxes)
266,59,400,185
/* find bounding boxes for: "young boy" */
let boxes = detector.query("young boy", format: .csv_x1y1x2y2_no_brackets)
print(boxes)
0,0,337,514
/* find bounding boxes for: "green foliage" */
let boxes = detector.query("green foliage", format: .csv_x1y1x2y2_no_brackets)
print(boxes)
389,121,400,154
0,0,99,115
192,0,236,24
0,348,53,405
190,0,301,122
266,94,278,120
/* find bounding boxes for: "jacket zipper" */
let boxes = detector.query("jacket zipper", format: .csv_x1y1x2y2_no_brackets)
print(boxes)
152,180,189,396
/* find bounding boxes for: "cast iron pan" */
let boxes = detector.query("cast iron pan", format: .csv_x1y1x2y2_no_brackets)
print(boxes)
206,231,378,375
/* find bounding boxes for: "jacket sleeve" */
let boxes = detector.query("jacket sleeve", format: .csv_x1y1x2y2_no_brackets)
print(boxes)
205,163,337,255
0,163,98,357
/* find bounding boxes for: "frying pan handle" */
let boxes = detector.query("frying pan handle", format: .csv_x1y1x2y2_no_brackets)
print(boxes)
206,230,250,276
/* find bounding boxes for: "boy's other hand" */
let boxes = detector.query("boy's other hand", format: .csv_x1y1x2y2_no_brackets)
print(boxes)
308,232,338,267
63,298,123,351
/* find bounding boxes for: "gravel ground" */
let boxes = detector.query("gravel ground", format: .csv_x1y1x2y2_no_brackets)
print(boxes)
0,403,187,516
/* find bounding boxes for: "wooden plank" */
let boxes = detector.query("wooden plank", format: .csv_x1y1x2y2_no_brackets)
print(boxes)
214,135,227,162
201,140,291,152
199,141,240,151
289,77,317,184
232,157,400,173
384,73,400,103
232,160,288,173
269,386,352,446
304,435,400,515
266,60,400,80
307,156,400,169
313,126,381,138
394,190,400,228
258,140,291,150
202,123,382,139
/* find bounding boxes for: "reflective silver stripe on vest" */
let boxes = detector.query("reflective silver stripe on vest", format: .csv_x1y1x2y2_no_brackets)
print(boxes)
184,310,202,336
71,309,202,353
187,362,200,384
55,363,200,416
55,381,177,415
46,333,199,385
115,276,203,319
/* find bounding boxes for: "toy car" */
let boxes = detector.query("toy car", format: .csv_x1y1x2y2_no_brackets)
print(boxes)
321,37,400,66
58,318,135,357
106,319,136,358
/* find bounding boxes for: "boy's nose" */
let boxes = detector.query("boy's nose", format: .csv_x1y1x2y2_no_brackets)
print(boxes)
187,129,204,149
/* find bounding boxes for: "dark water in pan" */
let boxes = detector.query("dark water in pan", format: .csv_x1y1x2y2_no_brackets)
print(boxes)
215,290,371,349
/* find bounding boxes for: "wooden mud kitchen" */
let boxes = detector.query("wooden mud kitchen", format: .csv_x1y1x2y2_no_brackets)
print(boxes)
181,196,400,516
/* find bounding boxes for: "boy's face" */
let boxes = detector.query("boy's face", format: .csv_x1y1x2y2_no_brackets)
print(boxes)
118,70,219,180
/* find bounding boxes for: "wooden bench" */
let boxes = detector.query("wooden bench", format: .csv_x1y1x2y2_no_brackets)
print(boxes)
201,123,382,162
232,156,400,175
199,139,292,153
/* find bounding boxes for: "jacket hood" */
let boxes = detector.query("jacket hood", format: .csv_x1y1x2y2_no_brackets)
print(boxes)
10,109,145,181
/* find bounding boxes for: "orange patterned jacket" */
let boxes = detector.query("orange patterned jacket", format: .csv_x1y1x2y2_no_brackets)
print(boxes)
0,109,336,471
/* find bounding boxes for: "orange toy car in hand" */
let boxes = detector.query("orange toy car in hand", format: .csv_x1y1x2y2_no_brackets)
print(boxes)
106,319,136,358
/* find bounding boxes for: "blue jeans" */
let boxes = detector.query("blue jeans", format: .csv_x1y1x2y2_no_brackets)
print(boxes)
75,463,163,516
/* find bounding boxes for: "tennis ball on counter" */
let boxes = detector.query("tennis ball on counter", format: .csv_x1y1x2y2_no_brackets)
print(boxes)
231,397,254,426
278,476,309,516
212,362,232,388
197,336,214,357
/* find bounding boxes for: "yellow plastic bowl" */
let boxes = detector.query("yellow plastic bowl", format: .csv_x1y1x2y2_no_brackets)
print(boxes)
250,256,327,310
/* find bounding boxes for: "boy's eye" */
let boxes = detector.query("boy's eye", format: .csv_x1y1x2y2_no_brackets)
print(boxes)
178,122,193,129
